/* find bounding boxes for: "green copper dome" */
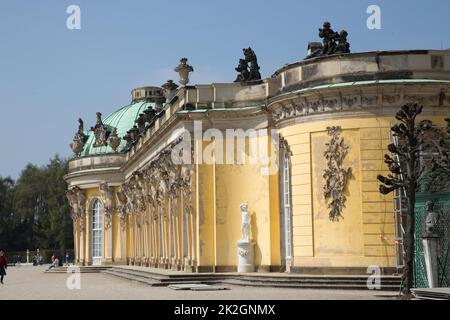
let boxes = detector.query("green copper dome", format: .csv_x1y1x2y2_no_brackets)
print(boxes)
78,101,155,157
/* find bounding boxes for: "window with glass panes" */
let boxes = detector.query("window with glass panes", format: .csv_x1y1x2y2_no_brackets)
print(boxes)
283,150,292,259
92,200,103,258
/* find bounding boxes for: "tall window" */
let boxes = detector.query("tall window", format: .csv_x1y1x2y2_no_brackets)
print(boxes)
281,147,293,261
92,199,103,259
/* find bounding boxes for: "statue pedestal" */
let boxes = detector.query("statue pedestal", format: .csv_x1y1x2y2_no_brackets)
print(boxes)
237,240,255,273
422,235,439,288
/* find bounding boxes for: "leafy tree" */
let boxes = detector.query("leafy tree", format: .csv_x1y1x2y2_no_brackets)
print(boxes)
0,177,15,249
0,155,73,252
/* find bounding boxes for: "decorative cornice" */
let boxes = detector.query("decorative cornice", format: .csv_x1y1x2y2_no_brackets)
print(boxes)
268,82,450,125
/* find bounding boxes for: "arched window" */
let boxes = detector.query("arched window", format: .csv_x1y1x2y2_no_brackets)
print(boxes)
92,199,103,261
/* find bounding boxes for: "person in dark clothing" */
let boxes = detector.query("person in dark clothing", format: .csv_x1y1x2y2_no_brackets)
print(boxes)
0,249,7,284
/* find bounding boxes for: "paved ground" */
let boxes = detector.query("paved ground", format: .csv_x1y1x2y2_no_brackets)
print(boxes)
0,266,399,300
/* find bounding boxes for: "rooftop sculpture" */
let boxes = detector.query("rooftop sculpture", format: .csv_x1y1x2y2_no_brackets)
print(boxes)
91,112,110,148
70,118,88,156
175,58,194,86
234,47,262,82
306,21,350,59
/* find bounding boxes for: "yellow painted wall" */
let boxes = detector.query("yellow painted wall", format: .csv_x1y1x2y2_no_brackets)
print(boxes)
196,134,281,269
279,116,404,268
196,140,215,268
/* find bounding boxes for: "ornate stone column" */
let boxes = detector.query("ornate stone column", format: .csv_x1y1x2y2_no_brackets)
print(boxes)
126,175,137,265
168,164,184,271
100,182,114,264
80,216,86,265
66,187,86,266
143,166,157,267
136,173,147,266
155,158,170,269
73,222,79,264
116,184,128,264
168,172,179,270
180,165,195,272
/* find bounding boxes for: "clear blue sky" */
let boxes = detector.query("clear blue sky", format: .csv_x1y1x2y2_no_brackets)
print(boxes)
1,0,449,179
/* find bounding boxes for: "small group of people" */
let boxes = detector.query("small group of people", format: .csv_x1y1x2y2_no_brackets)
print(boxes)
0,249,7,285
0,249,71,285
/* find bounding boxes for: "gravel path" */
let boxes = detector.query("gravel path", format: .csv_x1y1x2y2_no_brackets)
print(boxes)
0,266,398,300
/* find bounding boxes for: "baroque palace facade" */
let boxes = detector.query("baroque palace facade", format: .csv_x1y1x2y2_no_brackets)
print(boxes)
65,30,450,273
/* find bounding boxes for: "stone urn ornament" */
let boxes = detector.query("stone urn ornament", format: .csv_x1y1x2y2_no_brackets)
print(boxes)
174,58,194,86
70,118,88,156
107,128,121,152
161,80,179,101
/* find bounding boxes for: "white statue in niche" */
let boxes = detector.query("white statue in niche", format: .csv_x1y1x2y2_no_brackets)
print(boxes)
240,203,251,242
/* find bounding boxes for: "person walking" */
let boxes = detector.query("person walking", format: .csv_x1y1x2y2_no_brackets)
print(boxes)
0,249,7,285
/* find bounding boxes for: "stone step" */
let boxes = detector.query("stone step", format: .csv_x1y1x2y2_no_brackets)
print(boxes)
106,267,223,281
109,266,401,281
103,269,223,284
104,267,402,291
104,270,161,286
107,269,400,287
45,266,112,274
412,288,450,300
222,279,400,291
237,274,400,281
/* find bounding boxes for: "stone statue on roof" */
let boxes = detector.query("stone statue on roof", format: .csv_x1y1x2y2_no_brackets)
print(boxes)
91,112,110,147
306,22,351,59
70,118,88,156
234,48,262,82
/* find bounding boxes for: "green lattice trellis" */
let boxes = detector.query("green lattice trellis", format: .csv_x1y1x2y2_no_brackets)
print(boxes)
414,193,450,288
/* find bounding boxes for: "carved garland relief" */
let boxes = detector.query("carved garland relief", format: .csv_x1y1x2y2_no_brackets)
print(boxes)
323,126,352,222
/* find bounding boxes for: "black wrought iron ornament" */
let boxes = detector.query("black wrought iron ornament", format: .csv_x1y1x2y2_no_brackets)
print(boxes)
91,112,110,147
306,21,351,59
416,121,450,193
234,47,262,82
323,126,352,222
70,118,88,156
